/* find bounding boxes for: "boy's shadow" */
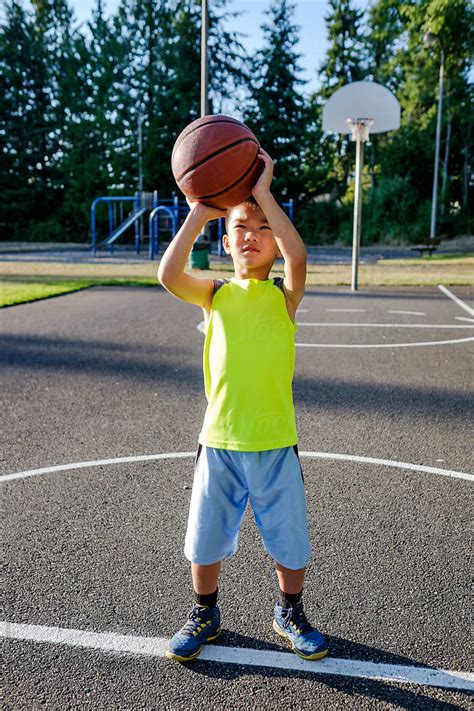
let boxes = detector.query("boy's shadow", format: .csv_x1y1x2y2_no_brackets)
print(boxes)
180,631,469,710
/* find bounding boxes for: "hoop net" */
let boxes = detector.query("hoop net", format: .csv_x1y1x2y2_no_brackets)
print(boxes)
346,118,374,142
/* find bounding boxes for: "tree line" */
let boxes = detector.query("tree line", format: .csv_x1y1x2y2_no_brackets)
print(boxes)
1,0,472,245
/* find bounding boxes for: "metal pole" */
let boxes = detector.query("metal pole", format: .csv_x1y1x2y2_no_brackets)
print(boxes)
201,0,209,117
351,136,364,292
138,109,144,192
138,109,144,249
430,49,444,239
201,0,210,252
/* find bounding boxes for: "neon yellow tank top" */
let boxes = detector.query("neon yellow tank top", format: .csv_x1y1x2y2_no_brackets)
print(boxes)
199,277,298,451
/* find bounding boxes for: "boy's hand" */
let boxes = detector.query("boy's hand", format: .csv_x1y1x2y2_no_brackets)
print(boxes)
186,197,227,223
252,147,274,197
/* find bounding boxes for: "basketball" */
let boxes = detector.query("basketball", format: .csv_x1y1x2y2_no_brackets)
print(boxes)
171,115,263,209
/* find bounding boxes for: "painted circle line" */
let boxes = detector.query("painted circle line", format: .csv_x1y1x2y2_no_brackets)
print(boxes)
196,321,474,349
296,337,474,349
297,323,474,328
1,451,472,483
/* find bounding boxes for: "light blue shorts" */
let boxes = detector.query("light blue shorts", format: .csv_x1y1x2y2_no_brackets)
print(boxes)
184,445,312,570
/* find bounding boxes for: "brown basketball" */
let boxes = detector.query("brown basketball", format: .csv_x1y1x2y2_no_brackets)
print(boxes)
171,115,263,209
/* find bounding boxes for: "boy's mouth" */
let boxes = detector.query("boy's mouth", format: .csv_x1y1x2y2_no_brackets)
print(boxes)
243,246,259,253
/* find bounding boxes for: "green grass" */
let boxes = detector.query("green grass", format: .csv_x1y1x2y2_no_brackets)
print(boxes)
378,253,474,265
1,278,157,308
1,252,473,307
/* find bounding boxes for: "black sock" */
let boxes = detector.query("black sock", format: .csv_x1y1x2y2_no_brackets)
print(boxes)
195,587,218,608
279,588,303,609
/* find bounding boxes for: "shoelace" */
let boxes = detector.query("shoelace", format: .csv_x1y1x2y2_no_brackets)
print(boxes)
181,604,211,637
281,603,313,635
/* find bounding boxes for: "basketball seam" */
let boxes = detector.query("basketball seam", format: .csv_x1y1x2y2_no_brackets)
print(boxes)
172,117,252,154
174,137,259,183
192,152,260,201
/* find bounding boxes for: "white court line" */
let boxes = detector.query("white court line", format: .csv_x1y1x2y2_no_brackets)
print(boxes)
1,452,472,483
438,285,474,317
0,452,194,483
456,316,474,323
326,308,366,312
197,321,473,348
300,452,473,482
387,310,426,316
296,337,474,349
1,621,473,692
297,322,474,329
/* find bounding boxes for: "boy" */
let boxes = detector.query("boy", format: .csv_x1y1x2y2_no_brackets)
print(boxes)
157,148,328,662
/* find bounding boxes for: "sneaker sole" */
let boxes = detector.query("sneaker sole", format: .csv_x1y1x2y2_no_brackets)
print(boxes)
273,620,329,661
165,628,222,662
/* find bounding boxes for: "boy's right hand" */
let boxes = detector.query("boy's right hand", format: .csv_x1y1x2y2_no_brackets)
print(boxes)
186,197,227,223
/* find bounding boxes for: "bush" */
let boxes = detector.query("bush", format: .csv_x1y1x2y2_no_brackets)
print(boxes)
362,176,423,244
26,218,64,242
294,200,351,245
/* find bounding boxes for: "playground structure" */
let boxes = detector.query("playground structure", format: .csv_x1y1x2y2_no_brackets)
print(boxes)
91,191,294,260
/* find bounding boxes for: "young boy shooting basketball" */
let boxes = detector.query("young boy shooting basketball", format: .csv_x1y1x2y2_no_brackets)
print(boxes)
157,148,328,662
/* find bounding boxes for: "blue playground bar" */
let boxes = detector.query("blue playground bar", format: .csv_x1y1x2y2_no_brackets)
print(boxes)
91,192,294,260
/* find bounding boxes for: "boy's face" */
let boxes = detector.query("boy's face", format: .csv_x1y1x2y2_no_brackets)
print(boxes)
223,204,281,272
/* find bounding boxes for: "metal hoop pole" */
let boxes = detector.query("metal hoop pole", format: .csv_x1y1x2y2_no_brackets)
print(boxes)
201,0,211,246
351,136,364,292
201,0,209,117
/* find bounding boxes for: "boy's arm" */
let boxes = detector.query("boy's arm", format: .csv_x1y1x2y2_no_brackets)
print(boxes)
157,201,227,308
252,150,306,309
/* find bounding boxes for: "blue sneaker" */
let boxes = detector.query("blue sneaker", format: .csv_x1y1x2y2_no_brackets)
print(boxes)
273,601,328,660
166,604,221,661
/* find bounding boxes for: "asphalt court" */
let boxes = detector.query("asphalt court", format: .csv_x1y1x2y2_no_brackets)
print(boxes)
2,283,473,709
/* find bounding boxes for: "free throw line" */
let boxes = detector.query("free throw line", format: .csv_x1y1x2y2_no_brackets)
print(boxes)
387,310,426,316
1,621,473,692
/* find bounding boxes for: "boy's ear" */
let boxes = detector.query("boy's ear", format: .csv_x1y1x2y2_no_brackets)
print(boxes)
222,233,232,254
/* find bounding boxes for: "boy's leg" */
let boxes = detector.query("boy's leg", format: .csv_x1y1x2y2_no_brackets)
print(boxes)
168,447,248,662
245,446,328,660
166,562,222,662
275,563,305,595
273,561,327,660
192,561,221,594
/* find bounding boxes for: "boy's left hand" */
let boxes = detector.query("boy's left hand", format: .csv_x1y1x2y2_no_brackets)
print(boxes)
252,147,274,197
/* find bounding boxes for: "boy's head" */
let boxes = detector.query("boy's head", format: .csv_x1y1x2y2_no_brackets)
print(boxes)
223,196,282,272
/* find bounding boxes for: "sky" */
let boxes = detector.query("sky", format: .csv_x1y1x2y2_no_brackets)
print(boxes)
66,0,370,97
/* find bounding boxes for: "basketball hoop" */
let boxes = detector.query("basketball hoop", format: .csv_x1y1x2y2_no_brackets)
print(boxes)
323,82,400,291
346,118,374,143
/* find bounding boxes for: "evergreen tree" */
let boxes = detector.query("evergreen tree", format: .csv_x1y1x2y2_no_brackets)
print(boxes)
365,0,404,91
58,0,131,239
0,0,74,238
380,0,473,232
242,0,309,199
363,0,405,189
319,0,366,98
113,0,249,197
0,1,38,237
315,0,367,200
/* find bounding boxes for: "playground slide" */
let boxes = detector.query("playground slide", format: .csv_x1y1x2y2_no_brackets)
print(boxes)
98,208,148,247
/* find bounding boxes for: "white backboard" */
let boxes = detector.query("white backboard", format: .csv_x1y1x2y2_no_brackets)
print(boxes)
323,81,400,134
